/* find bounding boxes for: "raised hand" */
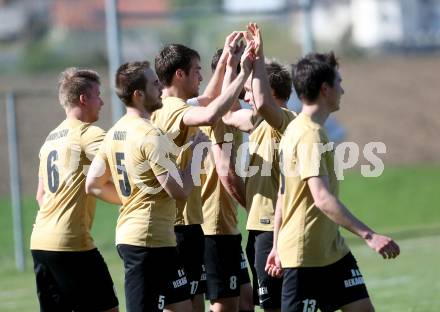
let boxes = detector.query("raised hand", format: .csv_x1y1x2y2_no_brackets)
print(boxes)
365,233,401,259
240,41,256,76
228,39,245,68
247,22,263,57
224,32,243,55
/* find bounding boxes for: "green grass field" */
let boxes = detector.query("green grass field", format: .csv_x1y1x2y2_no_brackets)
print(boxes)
1,165,439,311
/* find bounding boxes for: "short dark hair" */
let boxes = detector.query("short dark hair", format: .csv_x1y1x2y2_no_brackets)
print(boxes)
155,44,200,87
211,48,242,75
292,51,339,103
211,48,223,72
115,61,150,106
58,68,100,108
265,60,292,102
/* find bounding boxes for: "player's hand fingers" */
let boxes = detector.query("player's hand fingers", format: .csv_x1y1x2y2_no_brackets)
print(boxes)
225,31,239,45
274,268,283,278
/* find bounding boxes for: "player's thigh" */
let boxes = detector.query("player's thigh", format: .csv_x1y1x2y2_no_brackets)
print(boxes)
36,249,118,312
210,297,239,312
255,231,283,310
31,250,71,312
320,252,370,312
175,224,205,296
204,235,242,300
117,244,160,311
190,293,205,312
163,298,193,312
282,268,320,312
245,230,259,306
340,298,375,312
239,282,254,310
156,247,192,311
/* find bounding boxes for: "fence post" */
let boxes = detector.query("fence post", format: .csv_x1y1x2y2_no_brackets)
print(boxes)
105,0,124,123
6,92,25,272
299,0,315,55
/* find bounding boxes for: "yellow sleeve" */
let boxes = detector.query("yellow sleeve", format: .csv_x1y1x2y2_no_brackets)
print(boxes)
297,129,329,180
81,125,106,162
161,102,193,147
141,131,174,177
203,121,233,145
95,141,108,163
277,109,296,133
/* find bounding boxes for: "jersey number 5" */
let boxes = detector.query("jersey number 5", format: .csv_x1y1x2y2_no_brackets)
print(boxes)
115,152,131,196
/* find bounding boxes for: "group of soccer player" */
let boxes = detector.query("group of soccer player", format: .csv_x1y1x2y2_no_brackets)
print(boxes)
30,23,400,312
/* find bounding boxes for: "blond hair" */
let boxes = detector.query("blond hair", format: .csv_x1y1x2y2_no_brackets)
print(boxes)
58,67,100,108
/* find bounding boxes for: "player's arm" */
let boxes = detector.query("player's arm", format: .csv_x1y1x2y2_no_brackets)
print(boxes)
221,36,244,111
248,23,284,130
83,128,121,204
307,176,400,259
266,187,284,278
222,108,255,133
182,42,254,127
156,130,207,200
35,177,44,207
85,157,122,205
156,163,194,201
212,142,246,207
197,31,243,107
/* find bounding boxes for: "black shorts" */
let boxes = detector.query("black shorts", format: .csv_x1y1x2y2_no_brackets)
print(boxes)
175,224,206,296
246,230,283,309
31,248,118,312
117,244,191,312
282,252,370,312
204,234,251,300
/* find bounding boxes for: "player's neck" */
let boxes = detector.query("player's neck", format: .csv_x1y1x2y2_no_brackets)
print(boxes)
162,85,190,101
65,107,92,123
301,102,330,126
126,106,151,120
275,97,287,108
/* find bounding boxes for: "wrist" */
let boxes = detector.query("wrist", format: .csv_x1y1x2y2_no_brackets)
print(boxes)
361,231,374,241
219,52,228,65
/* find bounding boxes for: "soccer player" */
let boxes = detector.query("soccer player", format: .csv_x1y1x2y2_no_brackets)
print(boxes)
152,34,253,311
31,68,119,311
86,61,205,312
198,44,254,312
266,52,400,312
222,24,296,312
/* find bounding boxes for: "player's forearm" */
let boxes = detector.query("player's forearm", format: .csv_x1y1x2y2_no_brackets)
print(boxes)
222,111,254,133
317,195,375,239
252,57,274,110
205,71,249,124
223,65,241,112
272,193,283,249
88,181,121,205
203,53,227,102
181,163,195,197
252,57,282,129
221,173,246,208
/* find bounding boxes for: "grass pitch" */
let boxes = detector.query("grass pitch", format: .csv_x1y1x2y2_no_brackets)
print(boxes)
0,165,439,311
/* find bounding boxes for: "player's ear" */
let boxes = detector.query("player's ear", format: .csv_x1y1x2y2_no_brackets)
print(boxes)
79,94,87,106
320,82,330,96
175,69,184,80
133,89,143,98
